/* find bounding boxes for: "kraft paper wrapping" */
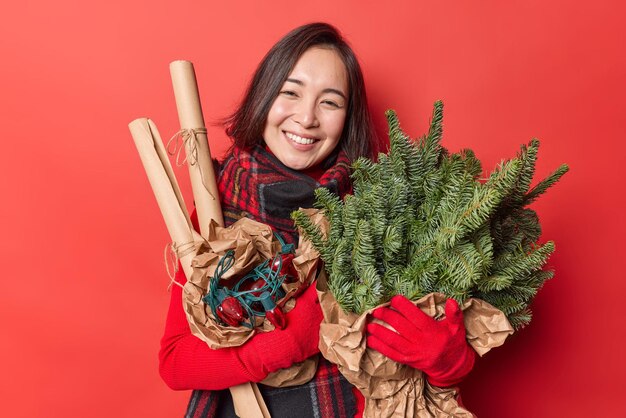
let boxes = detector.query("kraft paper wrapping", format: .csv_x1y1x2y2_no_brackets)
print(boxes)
170,60,224,236
300,209,514,418
129,118,202,279
184,217,320,388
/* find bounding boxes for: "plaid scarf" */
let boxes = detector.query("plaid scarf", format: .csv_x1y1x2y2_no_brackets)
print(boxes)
186,360,356,418
217,145,352,245
185,145,357,418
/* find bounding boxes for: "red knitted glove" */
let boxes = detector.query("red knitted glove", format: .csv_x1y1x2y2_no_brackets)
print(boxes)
366,295,475,387
240,281,323,376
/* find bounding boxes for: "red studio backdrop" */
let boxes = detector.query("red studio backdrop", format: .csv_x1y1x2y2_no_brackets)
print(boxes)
1,1,624,417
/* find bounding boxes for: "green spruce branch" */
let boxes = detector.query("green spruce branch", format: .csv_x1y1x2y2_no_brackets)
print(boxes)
292,102,567,330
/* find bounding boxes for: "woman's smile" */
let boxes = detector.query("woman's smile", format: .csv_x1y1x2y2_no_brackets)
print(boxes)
284,131,318,145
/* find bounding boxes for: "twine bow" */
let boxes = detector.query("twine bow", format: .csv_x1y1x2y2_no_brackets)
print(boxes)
166,128,217,200
167,128,207,166
164,240,202,290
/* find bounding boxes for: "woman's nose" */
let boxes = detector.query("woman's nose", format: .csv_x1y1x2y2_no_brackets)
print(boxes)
294,100,319,128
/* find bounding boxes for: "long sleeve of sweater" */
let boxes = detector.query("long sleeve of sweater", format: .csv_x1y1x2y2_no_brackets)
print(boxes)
158,266,323,391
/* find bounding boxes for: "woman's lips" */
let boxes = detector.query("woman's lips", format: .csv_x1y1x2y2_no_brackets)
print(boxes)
284,131,318,145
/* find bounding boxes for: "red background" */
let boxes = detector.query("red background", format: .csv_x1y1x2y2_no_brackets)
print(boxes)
1,1,624,416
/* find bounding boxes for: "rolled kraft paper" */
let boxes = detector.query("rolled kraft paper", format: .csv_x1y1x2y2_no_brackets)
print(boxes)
230,384,271,418
132,118,267,416
170,60,224,236
170,61,268,417
129,118,202,280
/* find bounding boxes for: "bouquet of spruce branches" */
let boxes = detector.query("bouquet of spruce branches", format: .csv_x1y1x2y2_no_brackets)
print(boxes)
292,102,568,417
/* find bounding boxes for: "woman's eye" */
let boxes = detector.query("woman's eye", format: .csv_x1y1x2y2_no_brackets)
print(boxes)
280,90,298,97
322,100,341,108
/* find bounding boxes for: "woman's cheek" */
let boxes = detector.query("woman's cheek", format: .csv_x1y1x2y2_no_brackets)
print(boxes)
268,99,293,125
326,111,347,140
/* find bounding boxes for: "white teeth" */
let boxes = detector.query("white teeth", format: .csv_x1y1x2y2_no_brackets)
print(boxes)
285,132,315,145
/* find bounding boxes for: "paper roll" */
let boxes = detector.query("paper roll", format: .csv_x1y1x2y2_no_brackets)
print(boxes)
169,62,269,417
170,60,224,237
230,384,271,418
129,118,202,279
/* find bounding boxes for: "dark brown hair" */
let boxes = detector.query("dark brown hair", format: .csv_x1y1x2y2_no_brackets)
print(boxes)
224,22,377,161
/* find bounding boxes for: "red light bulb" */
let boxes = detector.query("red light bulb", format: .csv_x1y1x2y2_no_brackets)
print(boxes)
217,296,246,327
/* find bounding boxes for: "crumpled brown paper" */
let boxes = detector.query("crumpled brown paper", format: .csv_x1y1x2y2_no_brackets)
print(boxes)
183,216,321,387
301,208,515,417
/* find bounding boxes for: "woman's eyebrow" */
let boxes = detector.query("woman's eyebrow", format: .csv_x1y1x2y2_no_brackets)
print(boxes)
285,78,304,86
285,78,347,100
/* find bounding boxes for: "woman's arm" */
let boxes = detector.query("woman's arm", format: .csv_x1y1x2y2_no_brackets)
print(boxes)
158,267,323,391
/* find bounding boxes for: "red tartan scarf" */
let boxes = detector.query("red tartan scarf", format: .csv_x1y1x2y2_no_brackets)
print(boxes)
217,145,352,243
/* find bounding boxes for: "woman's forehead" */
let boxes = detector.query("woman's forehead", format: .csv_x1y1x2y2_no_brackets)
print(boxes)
286,47,348,94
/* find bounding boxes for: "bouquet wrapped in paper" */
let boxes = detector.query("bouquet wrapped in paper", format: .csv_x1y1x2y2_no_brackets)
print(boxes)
293,102,568,417
182,216,322,387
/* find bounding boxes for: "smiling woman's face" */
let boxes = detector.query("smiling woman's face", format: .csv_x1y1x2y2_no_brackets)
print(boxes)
262,47,349,171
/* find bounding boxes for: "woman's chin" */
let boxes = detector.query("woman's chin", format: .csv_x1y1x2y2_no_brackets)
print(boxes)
280,158,312,171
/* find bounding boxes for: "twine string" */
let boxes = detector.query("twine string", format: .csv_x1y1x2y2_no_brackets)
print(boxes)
166,128,206,166
164,240,202,291
166,128,216,200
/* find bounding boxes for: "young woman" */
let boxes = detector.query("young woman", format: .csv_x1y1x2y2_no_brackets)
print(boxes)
159,22,475,418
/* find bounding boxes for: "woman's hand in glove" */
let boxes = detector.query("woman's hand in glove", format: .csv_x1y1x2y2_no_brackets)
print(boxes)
240,281,323,377
366,295,475,387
